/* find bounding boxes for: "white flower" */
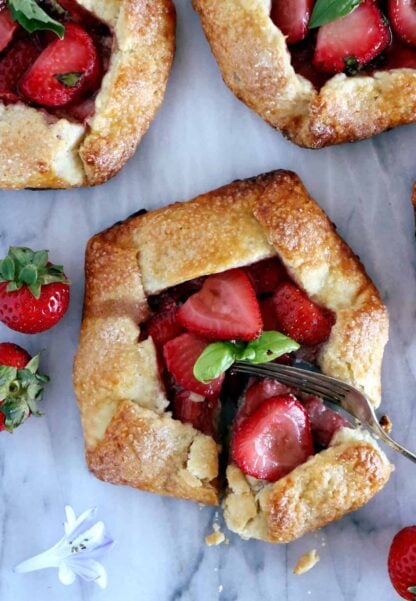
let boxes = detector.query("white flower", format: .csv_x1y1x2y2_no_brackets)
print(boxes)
14,506,114,589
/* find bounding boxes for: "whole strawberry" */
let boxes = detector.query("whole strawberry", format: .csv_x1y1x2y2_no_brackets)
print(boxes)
0,247,70,334
388,526,416,599
0,342,49,432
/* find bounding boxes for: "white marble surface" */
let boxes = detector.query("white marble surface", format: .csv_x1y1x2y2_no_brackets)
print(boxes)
1,1,416,599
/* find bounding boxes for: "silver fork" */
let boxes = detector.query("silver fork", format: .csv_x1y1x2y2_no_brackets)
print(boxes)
234,361,416,464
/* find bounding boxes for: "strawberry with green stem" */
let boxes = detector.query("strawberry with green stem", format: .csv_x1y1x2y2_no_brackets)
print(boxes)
0,247,70,334
0,342,49,432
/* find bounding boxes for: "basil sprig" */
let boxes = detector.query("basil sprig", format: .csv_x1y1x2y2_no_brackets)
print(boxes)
193,331,300,384
8,0,65,38
309,0,364,29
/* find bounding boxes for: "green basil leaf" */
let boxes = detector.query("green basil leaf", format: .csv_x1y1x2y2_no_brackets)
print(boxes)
309,0,363,28
8,0,65,38
193,342,237,384
244,331,300,365
238,346,256,362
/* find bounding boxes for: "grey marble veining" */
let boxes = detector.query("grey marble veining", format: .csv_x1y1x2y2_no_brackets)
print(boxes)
1,1,416,599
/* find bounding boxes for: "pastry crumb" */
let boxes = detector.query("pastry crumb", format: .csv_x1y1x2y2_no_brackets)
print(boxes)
205,522,227,546
379,414,393,434
206,531,226,546
219,584,224,593
293,549,320,575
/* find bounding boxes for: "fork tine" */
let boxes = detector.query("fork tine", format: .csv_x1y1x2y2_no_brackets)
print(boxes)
234,363,345,402
238,362,349,398
234,363,416,465
272,364,351,396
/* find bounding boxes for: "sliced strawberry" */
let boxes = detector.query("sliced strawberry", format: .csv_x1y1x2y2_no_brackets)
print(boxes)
0,8,18,53
0,39,40,96
302,395,349,449
272,282,334,346
232,396,314,481
19,22,100,107
260,297,279,331
163,333,224,397
383,39,416,69
290,35,331,89
177,269,262,342
389,0,416,47
235,378,294,430
244,258,286,295
148,278,205,313
173,389,219,436
64,96,96,122
270,0,314,44
146,307,184,351
313,1,391,74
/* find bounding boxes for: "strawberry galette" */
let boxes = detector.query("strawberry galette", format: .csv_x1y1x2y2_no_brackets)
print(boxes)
193,0,416,148
73,171,392,543
0,0,175,188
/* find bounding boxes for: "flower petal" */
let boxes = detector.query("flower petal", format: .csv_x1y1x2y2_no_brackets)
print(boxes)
69,521,106,552
58,563,76,586
64,506,77,536
65,507,97,539
65,557,108,589
74,536,115,560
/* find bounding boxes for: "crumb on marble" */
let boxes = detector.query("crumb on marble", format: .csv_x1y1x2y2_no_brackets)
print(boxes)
219,585,224,593
206,523,226,546
293,549,320,575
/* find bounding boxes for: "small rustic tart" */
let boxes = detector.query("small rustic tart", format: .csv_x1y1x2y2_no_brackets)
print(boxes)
0,0,175,188
73,170,392,530
192,0,416,148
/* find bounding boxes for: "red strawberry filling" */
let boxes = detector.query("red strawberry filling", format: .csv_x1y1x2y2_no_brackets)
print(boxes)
232,396,314,481
140,256,346,478
270,0,416,89
177,268,263,341
0,2,112,123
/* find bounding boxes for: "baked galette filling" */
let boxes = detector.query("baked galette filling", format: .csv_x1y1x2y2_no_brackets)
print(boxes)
0,0,112,123
270,0,416,89
141,257,351,485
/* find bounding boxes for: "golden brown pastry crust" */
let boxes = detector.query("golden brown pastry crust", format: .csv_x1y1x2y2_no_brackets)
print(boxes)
192,0,416,148
73,170,390,518
224,429,392,544
0,0,175,189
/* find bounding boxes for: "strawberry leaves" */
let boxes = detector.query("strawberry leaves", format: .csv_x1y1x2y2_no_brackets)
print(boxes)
193,331,300,384
0,247,69,299
309,0,364,28
8,0,65,38
0,354,49,432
